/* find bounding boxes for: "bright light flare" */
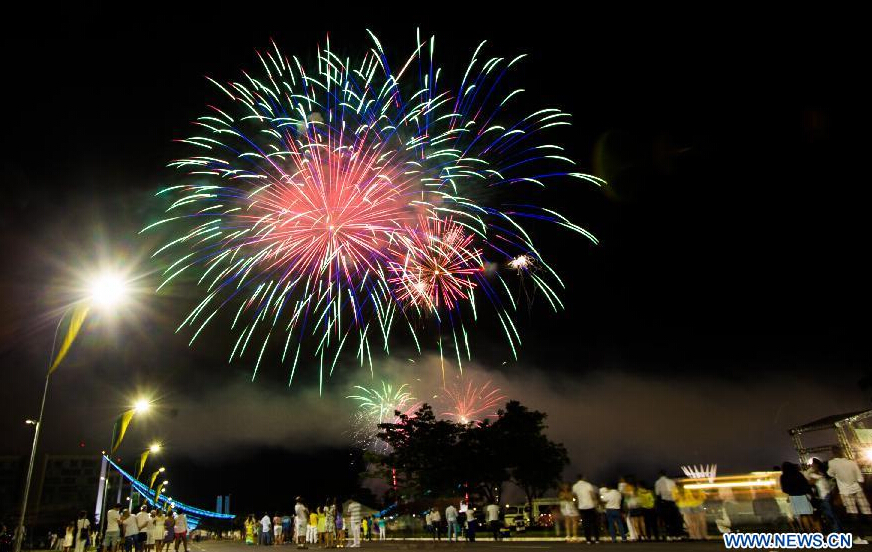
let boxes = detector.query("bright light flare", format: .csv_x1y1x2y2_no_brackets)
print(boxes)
88,273,128,308
133,399,151,414
149,443,162,453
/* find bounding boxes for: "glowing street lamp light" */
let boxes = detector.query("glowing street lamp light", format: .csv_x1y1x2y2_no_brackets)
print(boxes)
88,273,128,309
15,272,130,552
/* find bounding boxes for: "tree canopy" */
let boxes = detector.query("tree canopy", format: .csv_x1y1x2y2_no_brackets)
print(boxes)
376,400,568,507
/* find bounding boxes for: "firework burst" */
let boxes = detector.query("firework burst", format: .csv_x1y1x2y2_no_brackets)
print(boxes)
347,382,419,451
388,216,484,310
145,30,602,385
439,380,506,424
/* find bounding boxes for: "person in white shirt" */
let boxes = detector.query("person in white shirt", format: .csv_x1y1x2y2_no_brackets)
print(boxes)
294,498,308,548
445,505,459,542
430,508,441,541
135,506,150,552
600,485,626,542
654,471,681,539
122,510,139,552
346,500,361,548
74,511,90,552
172,512,188,552
485,502,500,541
259,514,272,546
828,447,871,543
103,504,123,552
572,474,599,543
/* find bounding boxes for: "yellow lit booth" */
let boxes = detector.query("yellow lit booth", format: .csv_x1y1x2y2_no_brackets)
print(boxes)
678,471,792,533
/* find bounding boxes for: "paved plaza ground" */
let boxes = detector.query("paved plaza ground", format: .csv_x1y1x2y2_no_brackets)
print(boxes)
182,540,726,552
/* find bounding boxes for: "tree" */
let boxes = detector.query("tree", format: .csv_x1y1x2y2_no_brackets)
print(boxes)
377,404,463,500
492,400,569,505
375,400,568,507
456,419,510,504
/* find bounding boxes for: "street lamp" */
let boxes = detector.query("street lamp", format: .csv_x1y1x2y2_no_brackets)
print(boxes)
149,467,166,490
98,399,153,536
14,272,129,552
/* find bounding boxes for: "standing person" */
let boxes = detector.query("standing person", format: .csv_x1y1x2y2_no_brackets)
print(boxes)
346,499,362,548
122,511,139,552
144,511,156,552
273,514,283,545
162,513,174,551
104,504,123,552
600,485,627,543
377,517,386,541
294,498,308,549
572,474,599,544
306,509,317,545
808,458,842,533
324,500,336,548
828,446,871,543
152,511,166,552
244,516,256,545
335,508,345,549
624,482,647,541
558,483,579,542
135,506,151,552
780,462,818,532
173,511,188,552
282,514,292,546
360,516,368,543
259,514,271,546
465,510,477,542
637,482,660,541
317,508,327,545
485,502,500,541
63,522,74,552
445,504,458,542
674,484,707,540
429,508,441,541
655,470,681,540
74,511,90,552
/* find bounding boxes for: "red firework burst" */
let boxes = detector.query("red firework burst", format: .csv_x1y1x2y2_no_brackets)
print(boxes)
388,216,484,310
440,380,506,424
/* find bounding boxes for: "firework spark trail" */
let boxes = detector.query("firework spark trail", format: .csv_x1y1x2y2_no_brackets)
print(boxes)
440,380,506,424
145,31,603,386
347,382,419,451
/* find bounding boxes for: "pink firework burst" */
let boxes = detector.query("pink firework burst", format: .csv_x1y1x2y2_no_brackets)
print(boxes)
241,132,416,287
440,380,507,424
388,216,484,310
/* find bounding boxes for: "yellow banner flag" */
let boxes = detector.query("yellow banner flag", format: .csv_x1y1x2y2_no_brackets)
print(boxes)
149,470,161,489
48,304,89,375
136,451,150,479
111,409,136,454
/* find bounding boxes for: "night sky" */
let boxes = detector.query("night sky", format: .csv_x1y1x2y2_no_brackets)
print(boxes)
1,8,869,513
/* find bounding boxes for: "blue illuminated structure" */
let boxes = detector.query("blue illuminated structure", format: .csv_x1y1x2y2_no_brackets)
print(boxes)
105,456,234,529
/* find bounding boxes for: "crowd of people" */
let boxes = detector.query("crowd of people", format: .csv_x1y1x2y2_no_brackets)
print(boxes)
14,444,872,550
778,445,872,543
49,504,190,552
243,498,366,549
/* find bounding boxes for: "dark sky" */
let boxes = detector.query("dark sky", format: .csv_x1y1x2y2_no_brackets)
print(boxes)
1,7,869,513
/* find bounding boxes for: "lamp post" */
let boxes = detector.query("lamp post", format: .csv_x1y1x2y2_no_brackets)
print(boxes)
132,443,162,508
98,400,152,537
14,273,128,552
